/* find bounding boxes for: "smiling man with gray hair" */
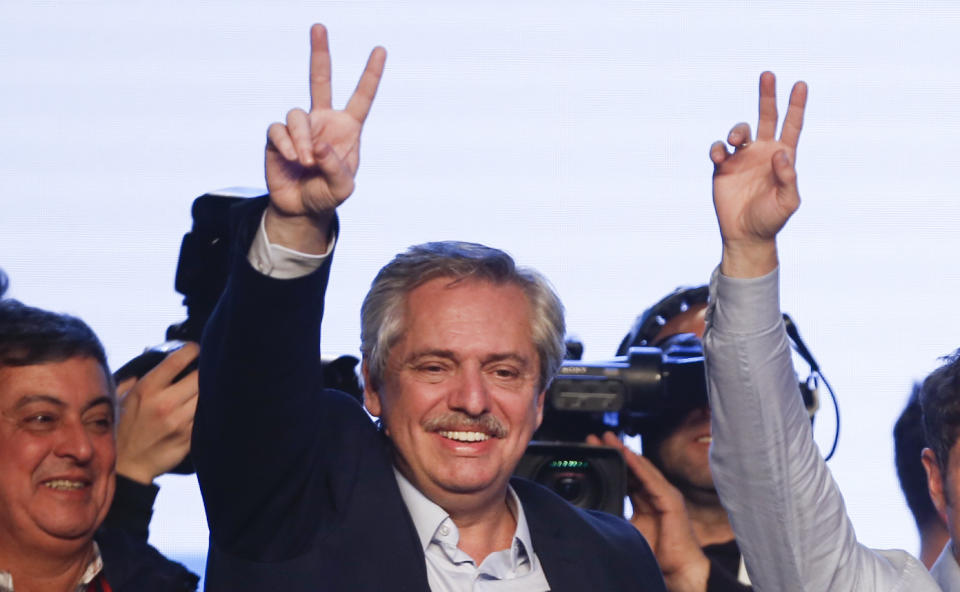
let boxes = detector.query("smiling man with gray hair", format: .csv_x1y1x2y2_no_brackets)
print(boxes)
192,24,666,592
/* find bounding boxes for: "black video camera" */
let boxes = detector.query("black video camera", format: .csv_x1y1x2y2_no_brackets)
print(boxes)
515,336,708,516
115,188,363,476
537,334,708,441
516,285,826,516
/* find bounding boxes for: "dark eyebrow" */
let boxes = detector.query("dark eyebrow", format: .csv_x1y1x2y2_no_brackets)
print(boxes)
15,394,65,409
15,394,114,413
84,396,115,413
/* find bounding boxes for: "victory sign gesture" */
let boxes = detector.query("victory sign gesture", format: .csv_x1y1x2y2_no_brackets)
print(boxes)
264,24,386,253
710,72,807,278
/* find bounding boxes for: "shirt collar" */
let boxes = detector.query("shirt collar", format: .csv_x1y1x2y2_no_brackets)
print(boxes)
931,540,960,590
392,467,536,565
0,541,103,592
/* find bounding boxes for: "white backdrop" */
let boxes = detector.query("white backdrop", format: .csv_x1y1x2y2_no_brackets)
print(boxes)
4,0,960,581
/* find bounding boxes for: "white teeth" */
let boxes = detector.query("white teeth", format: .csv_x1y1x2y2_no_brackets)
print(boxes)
696,436,713,444
43,480,85,490
439,430,491,442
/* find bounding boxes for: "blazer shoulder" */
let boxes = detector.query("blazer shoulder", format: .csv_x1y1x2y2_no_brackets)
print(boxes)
511,476,649,549
511,477,665,590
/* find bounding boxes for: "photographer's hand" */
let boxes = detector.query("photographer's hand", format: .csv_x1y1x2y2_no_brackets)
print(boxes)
116,343,199,484
710,72,807,279
586,432,709,592
264,24,386,254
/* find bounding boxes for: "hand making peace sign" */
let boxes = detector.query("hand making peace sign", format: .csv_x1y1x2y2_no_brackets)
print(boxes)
710,72,807,278
264,24,386,252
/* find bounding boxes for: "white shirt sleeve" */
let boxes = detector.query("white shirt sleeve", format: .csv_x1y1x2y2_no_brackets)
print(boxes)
246,211,337,279
703,266,940,592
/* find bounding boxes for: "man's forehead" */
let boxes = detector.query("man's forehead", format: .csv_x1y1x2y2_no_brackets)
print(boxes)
404,279,533,331
405,277,532,316
0,358,113,410
391,279,538,365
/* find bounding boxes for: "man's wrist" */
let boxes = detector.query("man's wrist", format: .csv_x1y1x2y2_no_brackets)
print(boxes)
250,209,336,279
720,239,778,279
264,205,335,255
665,552,711,592
116,461,157,486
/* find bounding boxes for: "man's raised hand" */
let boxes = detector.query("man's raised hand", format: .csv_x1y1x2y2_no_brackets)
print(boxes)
710,72,807,278
264,24,386,253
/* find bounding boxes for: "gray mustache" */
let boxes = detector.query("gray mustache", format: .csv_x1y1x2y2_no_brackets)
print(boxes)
422,412,507,438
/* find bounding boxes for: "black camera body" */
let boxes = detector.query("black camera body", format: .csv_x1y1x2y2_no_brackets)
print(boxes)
114,189,256,474
515,337,707,515
538,336,708,442
514,443,627,516
517,283,825,516
116,188,364,476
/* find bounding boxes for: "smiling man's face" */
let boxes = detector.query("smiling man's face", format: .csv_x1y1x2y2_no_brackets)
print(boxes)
654,406,714,494
0,356,116,556
364,277,545,509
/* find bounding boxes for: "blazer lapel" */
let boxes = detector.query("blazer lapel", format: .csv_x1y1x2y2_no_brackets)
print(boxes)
519,489,590,592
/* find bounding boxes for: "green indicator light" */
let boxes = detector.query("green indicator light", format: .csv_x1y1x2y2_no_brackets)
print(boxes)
549,460,589,469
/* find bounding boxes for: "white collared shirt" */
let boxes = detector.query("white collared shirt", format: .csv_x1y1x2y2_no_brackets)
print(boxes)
705,268,941,591
0,542,103,592
394,469,551,592
931,541,960,591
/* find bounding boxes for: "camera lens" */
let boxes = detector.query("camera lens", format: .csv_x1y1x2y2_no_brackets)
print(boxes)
535,459,601,509
553,473,584,501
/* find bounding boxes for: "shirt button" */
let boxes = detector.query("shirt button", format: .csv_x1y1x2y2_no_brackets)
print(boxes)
439,526,450,536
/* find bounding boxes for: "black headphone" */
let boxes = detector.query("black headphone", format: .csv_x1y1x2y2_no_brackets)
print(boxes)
617,285,824,422
617,285,710,353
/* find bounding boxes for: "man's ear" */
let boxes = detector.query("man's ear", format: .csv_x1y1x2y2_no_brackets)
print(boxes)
361,359,382,418
922,447,950,523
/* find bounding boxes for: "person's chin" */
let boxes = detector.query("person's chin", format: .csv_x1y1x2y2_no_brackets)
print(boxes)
433,463,504,496
33,499,105,540
34,516,101,545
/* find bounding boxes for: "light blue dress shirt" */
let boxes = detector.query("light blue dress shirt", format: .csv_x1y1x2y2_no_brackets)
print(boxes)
932,542,960,591
703,267,941,592
395,469,551,592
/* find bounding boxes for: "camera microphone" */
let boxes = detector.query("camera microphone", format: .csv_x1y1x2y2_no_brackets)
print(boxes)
783,313,820,372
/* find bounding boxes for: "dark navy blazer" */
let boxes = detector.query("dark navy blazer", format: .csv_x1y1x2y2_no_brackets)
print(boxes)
193,198,665,591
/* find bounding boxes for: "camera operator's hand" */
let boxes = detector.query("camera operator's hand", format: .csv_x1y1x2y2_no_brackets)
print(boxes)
264,24,387,254
116,343,200,485
710,72,807,279
586,432,710,592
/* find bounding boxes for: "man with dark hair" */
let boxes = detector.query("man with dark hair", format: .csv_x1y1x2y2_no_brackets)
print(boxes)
0,301,117,590
700,72,940,590
193,24,665,591
590,292,752,591
895,384,949,568
0,299,198,591
920,350,960,586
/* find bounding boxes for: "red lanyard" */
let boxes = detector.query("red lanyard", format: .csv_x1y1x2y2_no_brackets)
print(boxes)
89,573,113,592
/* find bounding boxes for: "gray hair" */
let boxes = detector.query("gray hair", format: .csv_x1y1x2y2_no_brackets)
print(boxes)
360,241,565,392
